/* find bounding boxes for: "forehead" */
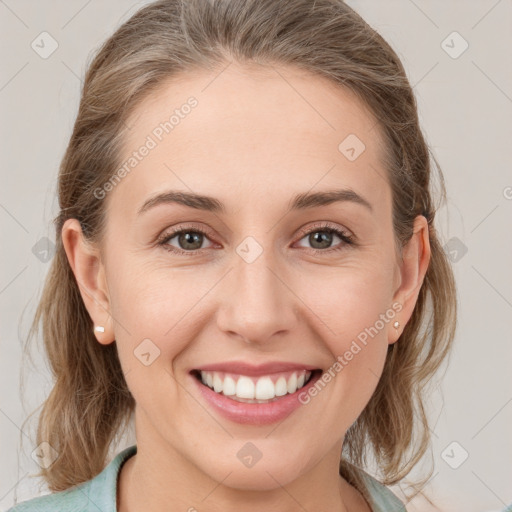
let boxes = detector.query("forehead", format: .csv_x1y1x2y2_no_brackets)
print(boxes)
108,62,391,219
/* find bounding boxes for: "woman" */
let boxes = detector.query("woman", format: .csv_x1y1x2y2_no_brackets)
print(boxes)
9,0,457,510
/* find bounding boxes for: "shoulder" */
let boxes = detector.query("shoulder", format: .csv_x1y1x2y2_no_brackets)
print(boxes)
6,482,92,512
6,445,137,512
358,469,407,512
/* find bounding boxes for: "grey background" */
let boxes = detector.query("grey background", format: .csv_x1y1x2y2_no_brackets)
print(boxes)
1,1,511,511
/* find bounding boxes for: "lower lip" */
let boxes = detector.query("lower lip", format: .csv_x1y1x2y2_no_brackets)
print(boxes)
190,371,322,425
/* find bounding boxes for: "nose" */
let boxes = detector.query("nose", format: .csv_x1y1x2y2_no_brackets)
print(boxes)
215,241,297,346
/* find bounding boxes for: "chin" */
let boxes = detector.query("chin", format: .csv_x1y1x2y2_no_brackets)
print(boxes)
197,452,309,491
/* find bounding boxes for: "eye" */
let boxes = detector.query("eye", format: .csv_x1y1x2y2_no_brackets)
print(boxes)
156,221,355,256
157,224,216,255
294,222,355,254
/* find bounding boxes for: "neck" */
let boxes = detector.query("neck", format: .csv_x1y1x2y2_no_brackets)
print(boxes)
117,441,372,512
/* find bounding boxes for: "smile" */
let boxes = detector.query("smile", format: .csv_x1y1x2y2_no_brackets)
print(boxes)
192,369,317,403
189,368,324,425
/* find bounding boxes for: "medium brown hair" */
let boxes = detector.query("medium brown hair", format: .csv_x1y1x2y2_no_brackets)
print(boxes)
21,0,456,505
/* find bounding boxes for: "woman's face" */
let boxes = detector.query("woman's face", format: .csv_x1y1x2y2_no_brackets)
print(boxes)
64,62,429,492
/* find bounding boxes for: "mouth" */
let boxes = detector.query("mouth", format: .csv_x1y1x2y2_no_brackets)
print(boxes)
190,368,323,404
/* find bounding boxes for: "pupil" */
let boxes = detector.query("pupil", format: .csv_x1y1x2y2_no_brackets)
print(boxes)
311,231,332,249
180,232,202,250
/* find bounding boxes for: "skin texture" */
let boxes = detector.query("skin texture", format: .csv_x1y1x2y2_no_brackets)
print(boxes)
62,62,430,512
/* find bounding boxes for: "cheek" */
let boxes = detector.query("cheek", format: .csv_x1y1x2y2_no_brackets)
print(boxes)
298,259,396,340
292,262,395,395
108,263,215,371
294,276,393,429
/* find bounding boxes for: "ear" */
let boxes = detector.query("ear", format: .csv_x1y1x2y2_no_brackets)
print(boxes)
389,215,431,345
61,218,115,345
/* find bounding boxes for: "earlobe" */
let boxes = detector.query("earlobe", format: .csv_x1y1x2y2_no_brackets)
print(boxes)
388,215,431,345
61,219,115,345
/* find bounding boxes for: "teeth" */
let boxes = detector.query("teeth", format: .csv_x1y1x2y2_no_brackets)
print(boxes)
275,376,287,396
287,373,297,394
223,376,236,396
213,373,223,393
236,376,255,399
198,370,313,401
255,376,274,400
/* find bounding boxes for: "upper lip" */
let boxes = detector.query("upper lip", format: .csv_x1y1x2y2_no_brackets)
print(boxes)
192,361,320,376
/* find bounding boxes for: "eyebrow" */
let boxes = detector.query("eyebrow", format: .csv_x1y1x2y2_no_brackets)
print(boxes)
137,188,373,216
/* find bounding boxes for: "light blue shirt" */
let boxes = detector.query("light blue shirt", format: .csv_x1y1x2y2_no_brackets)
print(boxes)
7,444,407,511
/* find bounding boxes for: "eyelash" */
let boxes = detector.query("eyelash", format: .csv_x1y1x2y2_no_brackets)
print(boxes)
156,221,355,257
